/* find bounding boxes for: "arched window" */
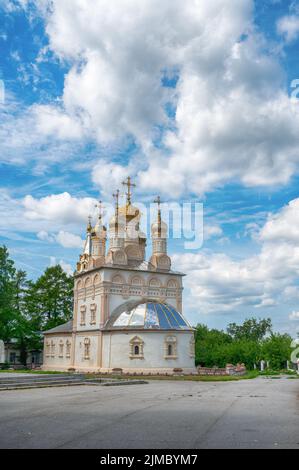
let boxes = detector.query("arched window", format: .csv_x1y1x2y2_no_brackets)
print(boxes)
59,340,64,358
80,305,86,326
51,340,55,357
84,338,91,360
66,340,71,358
164,336,177,359
90,304,97,324
129,336,144,359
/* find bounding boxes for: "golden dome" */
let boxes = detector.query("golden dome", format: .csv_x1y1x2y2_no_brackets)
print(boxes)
118,203,140,222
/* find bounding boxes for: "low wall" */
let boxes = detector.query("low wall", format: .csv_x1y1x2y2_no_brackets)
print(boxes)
197,364,247,376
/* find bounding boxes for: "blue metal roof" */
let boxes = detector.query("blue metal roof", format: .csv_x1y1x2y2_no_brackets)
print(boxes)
109,302,192,330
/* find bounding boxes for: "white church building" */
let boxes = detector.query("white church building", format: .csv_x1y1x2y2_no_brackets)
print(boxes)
43,178,195,374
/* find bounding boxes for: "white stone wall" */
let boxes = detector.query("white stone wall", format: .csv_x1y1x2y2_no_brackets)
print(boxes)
101,331,195,373
43,335,72,371
75,272,103,330
73,333,101,370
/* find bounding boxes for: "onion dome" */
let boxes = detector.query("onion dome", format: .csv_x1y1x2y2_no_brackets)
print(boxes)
151,219,168,239
94,218,107,238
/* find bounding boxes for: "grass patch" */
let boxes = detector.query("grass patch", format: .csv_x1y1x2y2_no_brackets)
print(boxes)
259,369,298,377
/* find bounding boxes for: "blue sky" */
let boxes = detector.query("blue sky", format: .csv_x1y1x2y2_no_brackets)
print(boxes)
1,0,299,335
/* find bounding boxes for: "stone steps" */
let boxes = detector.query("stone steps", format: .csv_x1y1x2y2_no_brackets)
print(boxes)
0,375,147,390
0,375,84,384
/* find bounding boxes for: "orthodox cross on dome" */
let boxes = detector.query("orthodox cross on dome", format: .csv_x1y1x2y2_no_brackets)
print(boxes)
95,200,104,221
87,215,92,232
122,177,136,206
154,195,162,235
113,190,120,217
154,195,162,211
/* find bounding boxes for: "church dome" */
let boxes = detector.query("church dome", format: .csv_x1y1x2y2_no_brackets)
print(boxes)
94,219,107,238
151,220,168,238
119,203,140,222
105,302,192,330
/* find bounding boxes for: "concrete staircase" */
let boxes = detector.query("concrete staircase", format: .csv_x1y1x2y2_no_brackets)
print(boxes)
0,374,147,390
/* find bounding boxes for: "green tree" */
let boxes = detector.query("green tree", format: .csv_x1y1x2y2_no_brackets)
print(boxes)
0,246,16,341
195,324,232,367
262,333,292,370
227,318,272,342
26,265,73,331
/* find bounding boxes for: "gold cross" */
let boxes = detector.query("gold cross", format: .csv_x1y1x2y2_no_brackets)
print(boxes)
87,215,92,232
113,190,120,215
122,177,136,205
154,195,162,210
95,200,104,220
154,196,162,231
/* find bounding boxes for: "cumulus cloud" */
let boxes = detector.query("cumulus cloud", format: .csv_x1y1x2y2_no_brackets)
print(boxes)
5,0,299,196
277,14,299,43
55,230,84,249
92,161,138,197
289,310,299,321
37,230,55,243
260,198,299,244
14,0,299,197
37,229,84,248
23,192,97,225
174,197,299,314
204,224,223,241
50,256,73,275
0,190,97,241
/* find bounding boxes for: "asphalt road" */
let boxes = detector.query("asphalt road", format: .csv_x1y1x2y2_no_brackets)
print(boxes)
0,376,298,449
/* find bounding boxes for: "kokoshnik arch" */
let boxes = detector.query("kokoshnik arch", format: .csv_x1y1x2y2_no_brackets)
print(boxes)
43,178,196,374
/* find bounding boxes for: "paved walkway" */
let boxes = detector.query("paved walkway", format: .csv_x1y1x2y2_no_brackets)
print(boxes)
0,376,298,449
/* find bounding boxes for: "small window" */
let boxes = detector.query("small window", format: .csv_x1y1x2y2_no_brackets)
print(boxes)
164,335,177,359
84,338,91,360
59,341,64,357
66,340,71,358
129,336,144,359
80,306,86,326
90,304,97,324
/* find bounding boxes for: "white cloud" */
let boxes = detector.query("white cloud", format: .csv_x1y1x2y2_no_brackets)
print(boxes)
16,0,299,197
289,310,299,321
37,230,55,243
92,161,137,197
204,224,223,240
260,198,299,245
23,192,97,225
55,230,84,249
277,15,299,43
174,197,299,314
3,0,299,201
37,229,84,248
50,256,73,275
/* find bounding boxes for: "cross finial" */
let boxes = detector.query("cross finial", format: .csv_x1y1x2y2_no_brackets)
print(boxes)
113,190,120,216
154,196,162,234
87,215,92,232
95,200,104,220
122,176,136,205
154,195,162,211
